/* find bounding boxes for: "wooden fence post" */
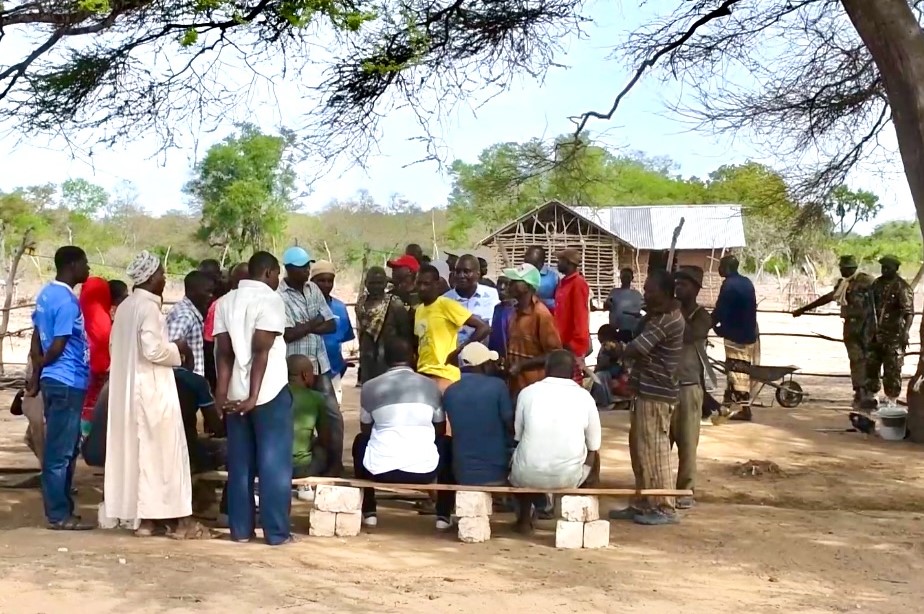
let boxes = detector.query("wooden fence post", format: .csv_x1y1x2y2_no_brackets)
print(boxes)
1,229,35,375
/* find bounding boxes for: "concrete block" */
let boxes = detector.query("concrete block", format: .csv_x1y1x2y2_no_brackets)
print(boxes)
560,495,599,522
455,491,493,517
314,485,363,513
309,508,336,537
555,520,584,549
335,512,362,537
457,516,492,543
582,520,610,549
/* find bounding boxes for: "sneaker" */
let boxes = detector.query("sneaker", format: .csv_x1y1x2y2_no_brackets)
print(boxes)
362,514,378,528
633,510,679,526
608,507,642,521
435,517,452,530
295,486,314,502
676,496,695,510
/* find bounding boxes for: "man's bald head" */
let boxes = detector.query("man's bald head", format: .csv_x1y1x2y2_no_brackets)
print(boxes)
229,262,249,289
287,354,316,388
718,255,740,278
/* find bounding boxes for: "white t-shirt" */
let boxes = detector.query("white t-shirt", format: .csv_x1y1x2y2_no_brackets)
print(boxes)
213,280,288,406
510,377,602,489
360,367,445,475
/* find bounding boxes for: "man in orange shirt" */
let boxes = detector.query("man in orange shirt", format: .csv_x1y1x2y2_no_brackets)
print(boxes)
553,249,591,373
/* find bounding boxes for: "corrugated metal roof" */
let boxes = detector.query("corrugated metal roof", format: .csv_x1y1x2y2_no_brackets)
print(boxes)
572,204,746,250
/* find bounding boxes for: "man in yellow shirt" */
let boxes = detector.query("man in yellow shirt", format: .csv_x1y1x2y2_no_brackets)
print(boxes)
415,264,491,392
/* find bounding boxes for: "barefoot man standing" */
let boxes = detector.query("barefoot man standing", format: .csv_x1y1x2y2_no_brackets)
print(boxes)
106,251,206,539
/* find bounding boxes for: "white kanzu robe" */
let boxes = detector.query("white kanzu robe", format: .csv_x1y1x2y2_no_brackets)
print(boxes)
105,288,192,520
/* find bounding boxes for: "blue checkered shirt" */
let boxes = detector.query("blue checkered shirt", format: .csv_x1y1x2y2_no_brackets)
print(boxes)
278,278,334,375
165,296,206,376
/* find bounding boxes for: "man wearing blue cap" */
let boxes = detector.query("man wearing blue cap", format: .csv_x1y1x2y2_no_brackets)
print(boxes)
278,246,344,476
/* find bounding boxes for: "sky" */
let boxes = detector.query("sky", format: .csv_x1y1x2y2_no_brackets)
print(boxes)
0,2,917,233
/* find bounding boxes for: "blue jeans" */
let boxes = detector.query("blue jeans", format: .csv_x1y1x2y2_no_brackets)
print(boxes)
40,378,86,524
226,387,293,545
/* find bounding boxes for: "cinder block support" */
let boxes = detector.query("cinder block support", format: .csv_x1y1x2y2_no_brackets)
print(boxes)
335,512,362,537
314,485,363,513
455,491,493,517
309,509,337,537
560,495,600,522
457,516,492,543
583,520,611,549
555,520,584,549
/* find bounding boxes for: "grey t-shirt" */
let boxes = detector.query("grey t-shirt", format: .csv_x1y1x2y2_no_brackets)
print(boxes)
608,288,643,333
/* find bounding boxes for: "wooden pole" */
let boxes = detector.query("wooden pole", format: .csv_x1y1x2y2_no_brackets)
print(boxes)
666,217,685,270
0,229,35,376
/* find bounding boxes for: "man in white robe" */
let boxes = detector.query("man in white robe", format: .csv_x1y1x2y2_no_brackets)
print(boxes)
105,251,207,538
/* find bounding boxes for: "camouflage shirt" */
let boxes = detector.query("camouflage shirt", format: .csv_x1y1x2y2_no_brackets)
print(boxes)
838,272,875,334
870,275,914,341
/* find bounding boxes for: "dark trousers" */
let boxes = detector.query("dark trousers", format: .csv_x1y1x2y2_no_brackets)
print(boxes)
315,373,344,472
293,444,329,479
40,378,86,524
226,387,293,545
351,432,454,518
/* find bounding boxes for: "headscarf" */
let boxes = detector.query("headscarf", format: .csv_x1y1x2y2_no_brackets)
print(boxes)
127,251,160,285
79,277,113,374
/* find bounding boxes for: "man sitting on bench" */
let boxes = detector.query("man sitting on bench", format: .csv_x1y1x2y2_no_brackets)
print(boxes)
509,350,601,533
351,337,453,530
288,354,331,500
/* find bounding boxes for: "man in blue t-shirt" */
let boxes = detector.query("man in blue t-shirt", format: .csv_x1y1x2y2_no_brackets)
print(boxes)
442,342,514,486
524,246,559,312
713,255,759,419
310,261,355,404
28,245,92,530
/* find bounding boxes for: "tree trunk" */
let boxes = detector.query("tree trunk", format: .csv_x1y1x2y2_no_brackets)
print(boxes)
841,0,924,235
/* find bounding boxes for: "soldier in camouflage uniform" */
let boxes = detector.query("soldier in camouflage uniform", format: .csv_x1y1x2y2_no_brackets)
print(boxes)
866,255,914,407
794,255,875,409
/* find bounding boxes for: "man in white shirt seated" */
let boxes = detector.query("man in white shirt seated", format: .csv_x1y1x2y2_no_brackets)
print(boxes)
510,349,602,533
352,337,454,530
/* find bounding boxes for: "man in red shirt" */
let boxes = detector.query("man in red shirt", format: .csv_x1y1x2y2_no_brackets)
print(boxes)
553,249,591,370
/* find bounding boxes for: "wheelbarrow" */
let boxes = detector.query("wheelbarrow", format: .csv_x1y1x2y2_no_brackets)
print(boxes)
707,356,806,408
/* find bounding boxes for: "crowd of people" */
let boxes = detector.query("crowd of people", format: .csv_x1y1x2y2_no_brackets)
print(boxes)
11,239,914,542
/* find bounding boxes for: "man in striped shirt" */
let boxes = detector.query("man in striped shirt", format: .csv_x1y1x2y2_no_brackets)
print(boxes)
609,268,684,526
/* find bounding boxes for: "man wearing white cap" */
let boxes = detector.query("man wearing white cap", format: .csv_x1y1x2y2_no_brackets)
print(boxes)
310,260,355,405
278,246,344,476
106,251,208,539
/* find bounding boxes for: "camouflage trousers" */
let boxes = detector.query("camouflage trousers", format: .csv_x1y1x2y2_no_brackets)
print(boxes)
842,324,869,392
866,338,904,398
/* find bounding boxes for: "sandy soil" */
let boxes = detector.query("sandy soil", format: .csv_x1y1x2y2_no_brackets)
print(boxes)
2,282,924,612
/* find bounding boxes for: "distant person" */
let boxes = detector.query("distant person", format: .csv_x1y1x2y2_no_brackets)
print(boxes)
352,338,453,529
414,264,490,392
28,246,92,531
603,268,643,342
405,243,425,266
166,271,215,377
386,254,421,310
107,251,205,539
278,246,343,477
502,263,563,399
866,255,914,409
509,350,600,534
671,266,711,509
793,254,875,409
487,276,515,359
712,255,758,420
78,276,115,437
609,269,684,526
214,251,294,546
108,280,129,309
554,249,591,371
523,246,558,312
445,254,499,346
478,257,496,288
198,259,222,281
442,343,513,486
310,261,356,404
357,266,414,383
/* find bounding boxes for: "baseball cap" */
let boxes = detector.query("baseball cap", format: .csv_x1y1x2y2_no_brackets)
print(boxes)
502,263,541,290
459,342,499,367
282,246,313,267
386,254,421,273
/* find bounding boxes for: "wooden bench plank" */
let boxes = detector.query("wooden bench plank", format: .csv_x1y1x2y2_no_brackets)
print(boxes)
192,471,692,497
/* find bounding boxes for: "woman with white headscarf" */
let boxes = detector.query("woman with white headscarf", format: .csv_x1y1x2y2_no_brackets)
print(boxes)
105,251,208,539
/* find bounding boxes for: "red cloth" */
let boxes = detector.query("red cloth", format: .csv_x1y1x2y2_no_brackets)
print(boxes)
554,272,591,358
81,371,108,423
204,300,217,342
386,254,421,273
79,277,112,374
